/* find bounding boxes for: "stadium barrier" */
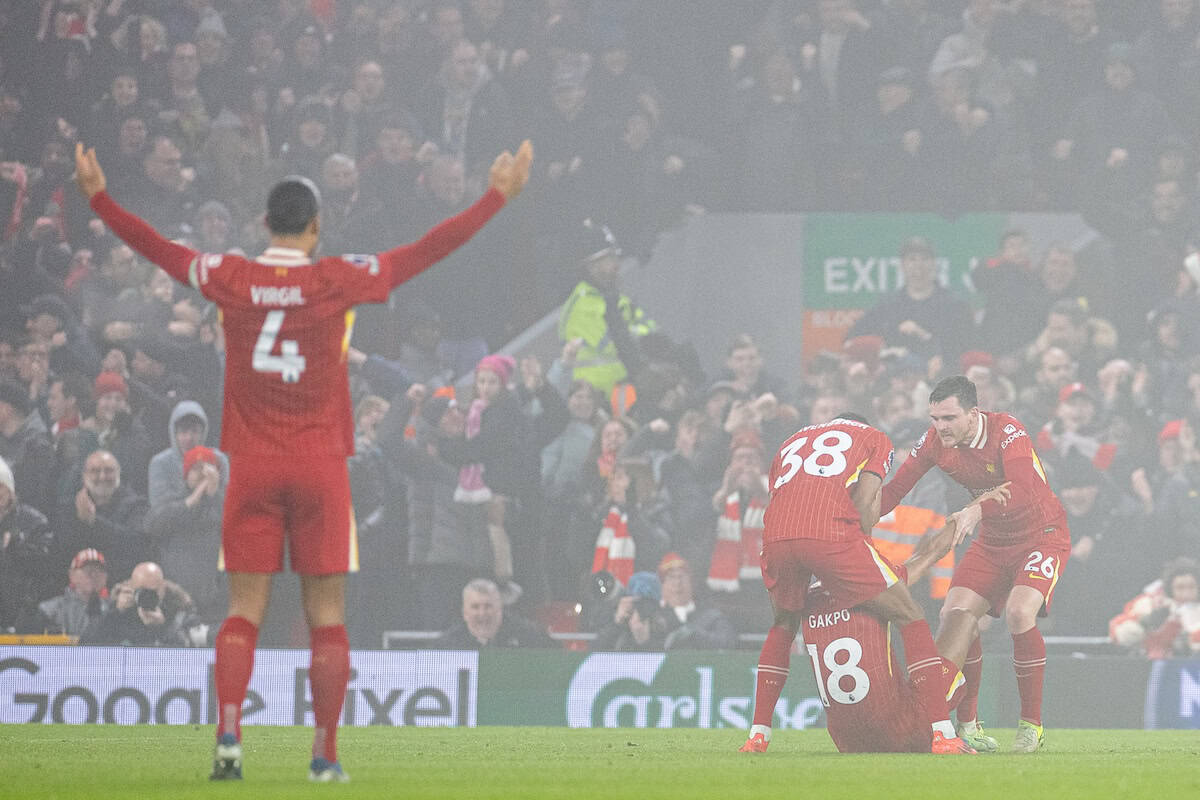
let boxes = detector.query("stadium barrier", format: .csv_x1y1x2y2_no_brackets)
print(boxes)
2,647,1193,729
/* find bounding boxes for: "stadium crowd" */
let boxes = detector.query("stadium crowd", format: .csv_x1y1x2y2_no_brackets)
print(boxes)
0,0,1198,654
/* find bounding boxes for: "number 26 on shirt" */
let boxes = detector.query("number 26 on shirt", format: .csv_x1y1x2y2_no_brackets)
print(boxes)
774,431,853,489
252,310,306,383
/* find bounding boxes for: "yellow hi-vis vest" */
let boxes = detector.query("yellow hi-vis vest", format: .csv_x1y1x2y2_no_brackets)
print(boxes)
557,280,655,395
871,505,954,599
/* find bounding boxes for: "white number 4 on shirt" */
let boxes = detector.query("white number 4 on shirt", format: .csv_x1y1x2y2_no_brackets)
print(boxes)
252,310,306,383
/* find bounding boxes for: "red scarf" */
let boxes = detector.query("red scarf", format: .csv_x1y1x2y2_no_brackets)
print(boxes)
592,504,634,586
707,485,766,593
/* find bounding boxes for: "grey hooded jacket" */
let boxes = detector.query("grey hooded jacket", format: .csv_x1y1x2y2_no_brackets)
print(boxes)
147,401,229,510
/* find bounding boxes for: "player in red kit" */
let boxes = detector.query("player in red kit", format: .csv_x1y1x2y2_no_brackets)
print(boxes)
75,140,533,781
882,375,1069,753
804,484,1010,753
739,414,974,755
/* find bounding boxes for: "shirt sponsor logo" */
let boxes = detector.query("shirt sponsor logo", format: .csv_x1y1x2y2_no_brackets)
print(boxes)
1000,429,1028,450
1004,424,1017,434
250,285,305,306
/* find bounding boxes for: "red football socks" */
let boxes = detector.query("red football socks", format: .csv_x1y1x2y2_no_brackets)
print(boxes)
1012,627,1046,725
957,635,983,721
214,615,259,741
309,624,351,762
751,626,794,728
901,620,953,730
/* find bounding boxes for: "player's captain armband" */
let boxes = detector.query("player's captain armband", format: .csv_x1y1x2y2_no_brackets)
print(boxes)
188,253,224,289
342,254,380,276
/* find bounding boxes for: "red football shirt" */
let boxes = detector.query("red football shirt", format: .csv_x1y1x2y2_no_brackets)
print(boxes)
881,411,1067,545
89,188,505,456
801,584,927,753
763,419,894,543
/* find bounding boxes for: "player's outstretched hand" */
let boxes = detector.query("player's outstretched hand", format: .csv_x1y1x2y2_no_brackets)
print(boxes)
74,142,106,199
488,139,533,200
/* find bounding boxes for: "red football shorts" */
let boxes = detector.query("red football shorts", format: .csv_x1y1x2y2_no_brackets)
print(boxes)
949,527,1070,617
761,537,902,613
220,453,358,575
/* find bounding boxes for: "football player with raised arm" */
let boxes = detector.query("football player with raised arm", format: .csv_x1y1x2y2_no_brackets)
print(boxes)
75,139,532,781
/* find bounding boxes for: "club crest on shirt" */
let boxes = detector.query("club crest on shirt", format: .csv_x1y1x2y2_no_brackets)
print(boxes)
986,463,996,473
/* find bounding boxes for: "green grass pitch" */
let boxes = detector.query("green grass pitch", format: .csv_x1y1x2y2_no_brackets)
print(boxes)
4,726,1197,800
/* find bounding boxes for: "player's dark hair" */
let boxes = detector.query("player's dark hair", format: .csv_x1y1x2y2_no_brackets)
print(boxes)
265,177,320,235
929,375,978,409
834,411,870,425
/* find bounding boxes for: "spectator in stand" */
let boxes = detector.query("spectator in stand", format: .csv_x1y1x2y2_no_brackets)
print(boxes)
436,354,534,604
657,552,736,650
436,577,552,649
315,154,368,258
57,448,149,583
541,378,602,506
144,444,225,621
278,97,338,184
848,236,975,373
23,293,100,379
418,38,514,186
1131,0,1200,133
856,65,922,211
193,200,235,254
82,560,196,646
1048,450,1143,632
75,371,152,496
1054,42,1172,214
125,133,197,236
975,229,1043,358
1024,299,1118,385
13,337,53,423
557,219,655,395
657,408,719,576
1133,419,1200,562
593,570,671,651
356,110,427,242
160,41,213,158
0,455,57,632
35,547,110,637
339,60,397,161
148,400,227,509
376,387,487,630
730,44,821,213
1110,556,1200,657
0,377,55,514
1016,346,1077,432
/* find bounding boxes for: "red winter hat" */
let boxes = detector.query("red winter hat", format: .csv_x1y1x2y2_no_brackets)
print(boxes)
183,445,218,475
657,551,689,577
960,349,994,372
475,353,515,384
70,548,106,570
1159,419,1184,444
1057,382,1092,405
729,426,764,455
92,371,129,401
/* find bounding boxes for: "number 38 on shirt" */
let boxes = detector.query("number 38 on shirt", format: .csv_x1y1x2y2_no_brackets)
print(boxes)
773,430,856,488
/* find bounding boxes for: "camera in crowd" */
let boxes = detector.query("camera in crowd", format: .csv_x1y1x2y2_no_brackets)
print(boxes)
135,587,160,612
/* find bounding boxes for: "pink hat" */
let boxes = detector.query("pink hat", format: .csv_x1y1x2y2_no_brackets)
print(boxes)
476,354,515,384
